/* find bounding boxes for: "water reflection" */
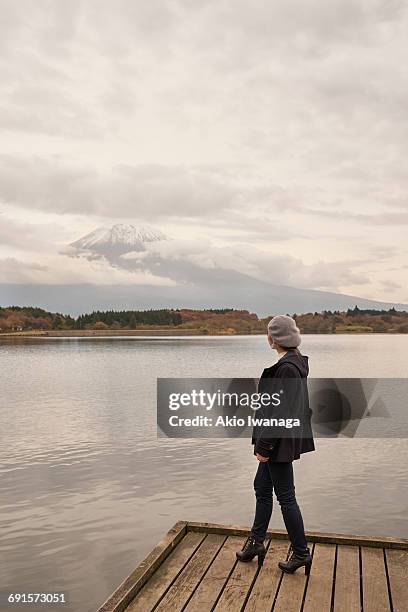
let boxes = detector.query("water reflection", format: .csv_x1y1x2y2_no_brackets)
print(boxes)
1,335,408,612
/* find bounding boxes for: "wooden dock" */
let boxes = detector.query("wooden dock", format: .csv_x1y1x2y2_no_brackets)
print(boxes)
97,521,408,612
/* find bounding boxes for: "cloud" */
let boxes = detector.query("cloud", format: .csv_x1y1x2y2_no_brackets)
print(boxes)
0,1,407,302
0,214,65,252
0,253,177,286
0,224,369,293
3,154,408,234
0,156,309,233
0,257,48,283
0,91,102,138
299,207,408,226
0,156,240,216
381,279,401,292
120,236,368,291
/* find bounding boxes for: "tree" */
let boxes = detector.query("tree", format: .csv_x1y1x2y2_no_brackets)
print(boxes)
90,321,109,330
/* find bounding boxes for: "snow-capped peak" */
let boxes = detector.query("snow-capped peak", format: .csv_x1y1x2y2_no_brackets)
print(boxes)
70,223,168,254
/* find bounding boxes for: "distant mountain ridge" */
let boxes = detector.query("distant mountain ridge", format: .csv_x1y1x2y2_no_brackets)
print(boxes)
3,223,406,316
1,281,407,318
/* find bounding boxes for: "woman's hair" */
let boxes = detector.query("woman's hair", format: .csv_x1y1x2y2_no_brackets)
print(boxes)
272,341,302,356
287,346,302,355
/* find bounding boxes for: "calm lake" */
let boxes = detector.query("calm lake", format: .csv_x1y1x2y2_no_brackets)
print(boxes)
1,334,408,611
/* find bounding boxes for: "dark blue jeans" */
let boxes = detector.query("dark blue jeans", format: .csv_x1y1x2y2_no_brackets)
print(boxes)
250,460,308,555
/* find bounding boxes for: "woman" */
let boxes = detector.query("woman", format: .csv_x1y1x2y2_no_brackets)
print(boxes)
236,315,315,574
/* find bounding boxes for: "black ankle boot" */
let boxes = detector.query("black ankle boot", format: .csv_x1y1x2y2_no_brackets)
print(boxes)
278,548,312,575
236,537,266,566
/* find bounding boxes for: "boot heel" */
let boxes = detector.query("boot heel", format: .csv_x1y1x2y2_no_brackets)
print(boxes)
258,553,266,567
304,561,312,575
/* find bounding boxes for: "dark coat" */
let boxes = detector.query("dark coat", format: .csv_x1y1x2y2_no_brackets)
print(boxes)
252,349,315,462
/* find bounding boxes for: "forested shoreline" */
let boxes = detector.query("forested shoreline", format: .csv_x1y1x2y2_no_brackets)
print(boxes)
1,305,408,334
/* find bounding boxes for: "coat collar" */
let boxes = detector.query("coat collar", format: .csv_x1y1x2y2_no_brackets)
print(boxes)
263,350,309,376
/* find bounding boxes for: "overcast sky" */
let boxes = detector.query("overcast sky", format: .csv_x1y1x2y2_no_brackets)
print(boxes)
0,0,407,301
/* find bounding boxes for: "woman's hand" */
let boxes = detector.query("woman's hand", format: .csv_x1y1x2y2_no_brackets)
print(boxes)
256,453,269,462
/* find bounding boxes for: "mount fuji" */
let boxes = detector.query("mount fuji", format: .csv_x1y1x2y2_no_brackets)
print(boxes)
67,223,168,257
2,223,406,316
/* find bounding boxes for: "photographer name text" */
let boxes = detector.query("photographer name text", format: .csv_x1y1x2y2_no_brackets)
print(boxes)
168,415,300,428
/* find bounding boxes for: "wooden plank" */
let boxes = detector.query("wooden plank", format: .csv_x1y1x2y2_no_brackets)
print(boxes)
361,547,391,612
213,539,271,611
125,531,205,612
97,520,188,612
184,536,246,611
272,543,313,612
244,539,289,612
99,522,408,612
303,543,335,612
386,549,408,612
154,533,226,612
333,545,360,612
187,522,408,549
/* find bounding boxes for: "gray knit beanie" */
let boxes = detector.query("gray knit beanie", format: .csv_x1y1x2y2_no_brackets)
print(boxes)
267,315,301,348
